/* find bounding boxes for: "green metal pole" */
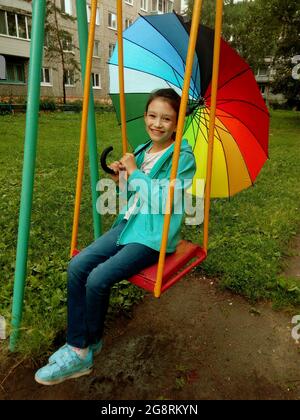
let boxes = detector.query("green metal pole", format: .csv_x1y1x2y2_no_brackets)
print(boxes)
9,0,46,351
76,0,102,239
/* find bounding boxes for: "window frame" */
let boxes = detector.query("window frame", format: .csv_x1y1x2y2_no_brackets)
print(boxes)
108,42,116,59
93,40,100,58
92,72,101,89
40,67,52,86
108,11,117,30
3,60,26,84
140,0,148,11
61,0,73,16
64,69,75,87
0,10,31,40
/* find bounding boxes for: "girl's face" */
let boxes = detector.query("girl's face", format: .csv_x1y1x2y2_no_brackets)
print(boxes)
144,98,177,147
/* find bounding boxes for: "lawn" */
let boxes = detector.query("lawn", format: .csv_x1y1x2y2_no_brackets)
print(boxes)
0,109,299,356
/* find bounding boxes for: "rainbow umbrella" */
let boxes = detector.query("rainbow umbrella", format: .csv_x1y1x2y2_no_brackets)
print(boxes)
108,12,269,197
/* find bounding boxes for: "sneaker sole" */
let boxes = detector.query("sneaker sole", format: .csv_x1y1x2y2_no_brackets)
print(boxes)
34,367,92,386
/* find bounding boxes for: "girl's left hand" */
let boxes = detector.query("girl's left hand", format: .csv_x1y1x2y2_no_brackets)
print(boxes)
119,153,137,176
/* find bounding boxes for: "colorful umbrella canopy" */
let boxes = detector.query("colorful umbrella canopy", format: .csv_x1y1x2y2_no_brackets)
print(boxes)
108,12,269,198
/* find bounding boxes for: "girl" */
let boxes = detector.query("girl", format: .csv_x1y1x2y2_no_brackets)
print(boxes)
35,88,196,385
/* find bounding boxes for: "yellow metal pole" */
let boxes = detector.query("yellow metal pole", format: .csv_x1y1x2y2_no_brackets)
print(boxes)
154,0,203,298
117,0,127,154
70,0,98,257
203,0,223,253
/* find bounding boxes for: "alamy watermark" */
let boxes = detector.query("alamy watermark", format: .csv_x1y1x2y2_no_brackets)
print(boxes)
96,174,204,226
291,315,300,344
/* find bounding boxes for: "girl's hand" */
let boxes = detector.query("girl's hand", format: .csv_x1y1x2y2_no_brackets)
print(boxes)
119,153,137,176
108,161,122,184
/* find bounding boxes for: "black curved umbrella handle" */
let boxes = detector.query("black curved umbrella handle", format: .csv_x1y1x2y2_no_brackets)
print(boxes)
100,140,152,175
100,146,116,175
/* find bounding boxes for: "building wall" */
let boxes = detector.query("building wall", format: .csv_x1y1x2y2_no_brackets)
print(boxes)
0,0,180,103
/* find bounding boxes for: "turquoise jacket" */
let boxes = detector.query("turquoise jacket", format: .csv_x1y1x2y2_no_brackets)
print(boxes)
112,139,196,253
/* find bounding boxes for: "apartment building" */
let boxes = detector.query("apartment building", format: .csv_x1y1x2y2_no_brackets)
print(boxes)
0,0,181,102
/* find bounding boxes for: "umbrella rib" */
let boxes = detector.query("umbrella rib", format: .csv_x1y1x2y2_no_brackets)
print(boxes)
213,107,269,160
189,110,208,146
119,36,187,89
204,68,270,115
189,112,202,150
215,98,270,116
109,62,184,93
200,108,232,136
215,117,254,193
138,13,200,97
205,109,232,196
204,68,250,99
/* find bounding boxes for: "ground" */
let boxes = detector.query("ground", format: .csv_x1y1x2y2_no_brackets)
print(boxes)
1,268,299,400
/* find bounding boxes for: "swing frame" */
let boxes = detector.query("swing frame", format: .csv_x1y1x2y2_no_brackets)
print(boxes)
70,0,224,298
10,0,224,351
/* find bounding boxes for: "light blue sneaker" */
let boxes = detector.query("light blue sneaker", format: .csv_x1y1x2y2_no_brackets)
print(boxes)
35,346,93,385
90,339,103,356
48,340,103,364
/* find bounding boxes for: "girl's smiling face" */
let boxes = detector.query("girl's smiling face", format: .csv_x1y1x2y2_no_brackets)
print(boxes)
144,98,177,149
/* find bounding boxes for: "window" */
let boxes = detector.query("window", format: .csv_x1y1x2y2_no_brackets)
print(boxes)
258,67,269,77
5,60,25,83
62,33,73,52
109,43,115,59
64,69,75,86
41,67,51,85
17,15,27,38
140,0,147,11
0,10,7,35
93,40,100,57
125,0,133,4
87,6,100,25
0,11,31,39
61,0,72,16
151,0,172,13
92,73,101,89
108,12,117,30
27,16,31,38
7,12,17,37
167,0,173,12
125,18,133,29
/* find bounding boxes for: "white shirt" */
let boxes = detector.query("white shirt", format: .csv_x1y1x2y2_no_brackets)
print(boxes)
124,143,173,220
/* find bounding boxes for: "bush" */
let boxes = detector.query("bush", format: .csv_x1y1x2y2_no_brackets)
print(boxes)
39,100,57,112
0,103,13,115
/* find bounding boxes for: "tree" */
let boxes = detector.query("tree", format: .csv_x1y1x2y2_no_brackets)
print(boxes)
185,0,300,106
45,0,80,104
269,0,300,108
184,0,279,72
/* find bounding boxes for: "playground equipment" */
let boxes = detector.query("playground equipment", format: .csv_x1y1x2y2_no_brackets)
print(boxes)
10,0,269,351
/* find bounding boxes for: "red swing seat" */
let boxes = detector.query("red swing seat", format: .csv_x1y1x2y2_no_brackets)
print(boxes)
73,240,206,296
128,240,207,295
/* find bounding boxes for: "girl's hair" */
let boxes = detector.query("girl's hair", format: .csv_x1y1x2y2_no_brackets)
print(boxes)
145,88,181,119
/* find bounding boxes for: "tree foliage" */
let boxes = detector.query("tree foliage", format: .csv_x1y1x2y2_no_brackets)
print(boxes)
45,0,80,104
185,0,300,105
269,0,300,107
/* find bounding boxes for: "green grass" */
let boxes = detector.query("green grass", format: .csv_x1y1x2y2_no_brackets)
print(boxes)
0,110,299,356
183,110,300,308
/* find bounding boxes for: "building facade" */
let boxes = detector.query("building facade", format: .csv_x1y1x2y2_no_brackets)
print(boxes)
0,0,181,102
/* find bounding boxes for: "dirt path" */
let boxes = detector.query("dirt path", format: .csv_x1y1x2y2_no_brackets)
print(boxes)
1,272,299,400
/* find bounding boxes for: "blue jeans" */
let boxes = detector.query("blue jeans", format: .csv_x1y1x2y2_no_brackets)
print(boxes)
66,219,160,348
